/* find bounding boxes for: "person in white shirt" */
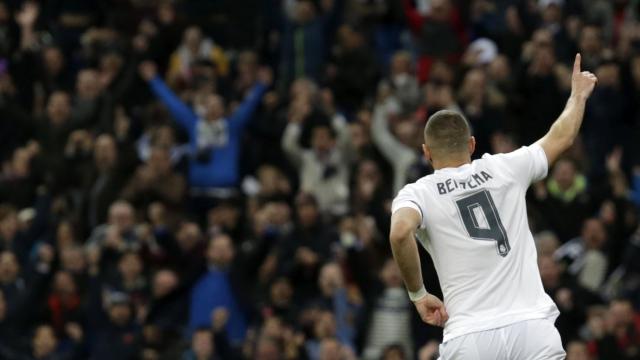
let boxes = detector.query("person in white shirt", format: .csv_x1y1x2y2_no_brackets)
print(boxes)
389,53,597,359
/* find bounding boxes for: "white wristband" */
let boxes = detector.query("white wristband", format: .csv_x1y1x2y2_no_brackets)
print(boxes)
408,286,428,302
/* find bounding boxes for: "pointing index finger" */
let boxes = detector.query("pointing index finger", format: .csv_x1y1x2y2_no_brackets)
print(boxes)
573,53,581,74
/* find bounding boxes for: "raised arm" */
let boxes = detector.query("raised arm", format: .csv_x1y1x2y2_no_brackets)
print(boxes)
535,54,597,165
390,207,448,327
139,61,198,131
281,121,304,168
16,2,39,51
371,101,416,163
332,114,354,160
229,67,272,131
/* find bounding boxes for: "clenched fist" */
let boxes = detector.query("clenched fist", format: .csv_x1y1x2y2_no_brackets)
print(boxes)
414,293,449,327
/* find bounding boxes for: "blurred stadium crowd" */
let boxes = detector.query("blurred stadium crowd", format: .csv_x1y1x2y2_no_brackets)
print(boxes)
0,0,639,359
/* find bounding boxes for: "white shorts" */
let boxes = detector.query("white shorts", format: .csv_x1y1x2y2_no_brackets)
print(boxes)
438,318,566,360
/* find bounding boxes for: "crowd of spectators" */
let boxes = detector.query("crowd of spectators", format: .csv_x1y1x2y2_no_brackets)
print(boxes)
0,0,639,359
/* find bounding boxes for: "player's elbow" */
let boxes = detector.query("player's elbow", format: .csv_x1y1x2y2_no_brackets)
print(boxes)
541,131,574,163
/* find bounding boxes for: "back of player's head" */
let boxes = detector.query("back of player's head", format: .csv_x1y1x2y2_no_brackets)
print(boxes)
424,110,471,158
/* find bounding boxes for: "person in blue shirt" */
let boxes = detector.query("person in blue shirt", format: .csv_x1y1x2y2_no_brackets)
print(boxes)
138,61,272,200
188,233,246,347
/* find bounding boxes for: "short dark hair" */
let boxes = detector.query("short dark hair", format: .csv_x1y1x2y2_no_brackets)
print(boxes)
424,110,471,157
311,123,337,139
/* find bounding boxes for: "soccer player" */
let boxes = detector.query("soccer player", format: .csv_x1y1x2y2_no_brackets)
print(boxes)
389,53,597,359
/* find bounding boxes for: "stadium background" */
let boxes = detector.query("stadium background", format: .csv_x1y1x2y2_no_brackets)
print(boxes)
0,0,638,359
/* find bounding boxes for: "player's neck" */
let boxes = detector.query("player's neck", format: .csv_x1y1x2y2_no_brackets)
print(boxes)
432,157,471,170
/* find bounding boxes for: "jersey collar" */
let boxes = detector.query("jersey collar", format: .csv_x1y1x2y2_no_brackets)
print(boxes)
433,163,472,175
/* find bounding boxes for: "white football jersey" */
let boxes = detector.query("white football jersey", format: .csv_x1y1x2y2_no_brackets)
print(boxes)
391,144,559,342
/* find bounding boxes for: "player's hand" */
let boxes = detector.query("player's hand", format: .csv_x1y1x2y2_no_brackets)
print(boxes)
570,53,597,100
414,293,449,327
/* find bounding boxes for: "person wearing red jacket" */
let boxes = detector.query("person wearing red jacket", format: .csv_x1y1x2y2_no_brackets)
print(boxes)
402,0,468,83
